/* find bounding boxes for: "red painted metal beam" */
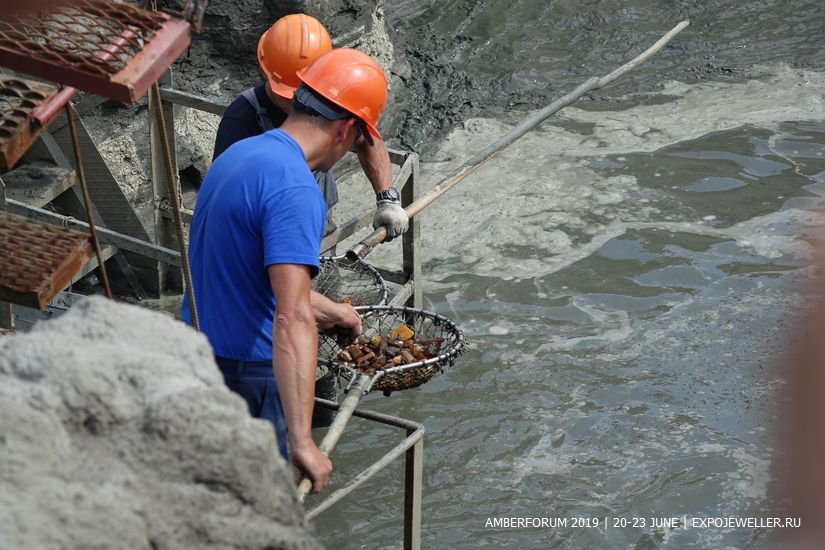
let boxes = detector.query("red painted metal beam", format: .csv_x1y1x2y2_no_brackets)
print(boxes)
110,18,191,103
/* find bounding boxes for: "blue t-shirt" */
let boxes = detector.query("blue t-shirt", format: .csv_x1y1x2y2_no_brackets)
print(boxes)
182,129,326,361
212,83,339,209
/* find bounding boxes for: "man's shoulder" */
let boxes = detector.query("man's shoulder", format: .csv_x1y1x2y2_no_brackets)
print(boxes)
223,89,259,120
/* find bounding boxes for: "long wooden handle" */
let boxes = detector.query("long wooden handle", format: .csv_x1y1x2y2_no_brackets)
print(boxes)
296,374,372,502
347,19,690,260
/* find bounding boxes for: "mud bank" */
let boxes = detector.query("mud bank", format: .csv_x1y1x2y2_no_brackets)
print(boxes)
0,297,319,549
386,0,825,152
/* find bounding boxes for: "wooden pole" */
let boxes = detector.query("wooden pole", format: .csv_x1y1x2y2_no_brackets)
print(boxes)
347,19,690,260
296,373,374,502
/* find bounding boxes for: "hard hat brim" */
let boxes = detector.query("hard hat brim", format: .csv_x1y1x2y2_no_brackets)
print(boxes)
269,79,296,100
363,123,382,142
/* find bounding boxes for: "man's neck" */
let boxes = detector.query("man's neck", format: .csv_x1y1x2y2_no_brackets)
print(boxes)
281,119,332,172
264,82,293,112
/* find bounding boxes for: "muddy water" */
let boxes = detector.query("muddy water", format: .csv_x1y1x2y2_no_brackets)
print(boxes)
384,0,825,152
310,3,825,547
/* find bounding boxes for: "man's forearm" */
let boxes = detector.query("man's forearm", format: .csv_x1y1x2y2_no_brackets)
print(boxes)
357,138,393,193
272,309,318,450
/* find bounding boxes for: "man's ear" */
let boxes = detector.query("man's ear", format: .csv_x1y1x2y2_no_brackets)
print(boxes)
336,118,357,143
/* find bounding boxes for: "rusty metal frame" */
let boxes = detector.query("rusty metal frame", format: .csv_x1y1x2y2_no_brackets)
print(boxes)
0,76,77,170
0,210,94,309
0,1,190,103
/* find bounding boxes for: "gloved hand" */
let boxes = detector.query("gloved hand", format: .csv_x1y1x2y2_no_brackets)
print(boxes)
373,193,409,242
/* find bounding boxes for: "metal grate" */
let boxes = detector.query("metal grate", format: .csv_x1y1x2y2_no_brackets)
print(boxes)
0,211,93,309
0,75,61,170
0,0,190,103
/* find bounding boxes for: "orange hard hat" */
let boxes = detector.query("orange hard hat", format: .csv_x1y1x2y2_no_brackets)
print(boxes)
297,48,388,141
257,14,332,99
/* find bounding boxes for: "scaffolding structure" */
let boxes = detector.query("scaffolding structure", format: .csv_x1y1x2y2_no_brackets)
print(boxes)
0,3,425,547
0,0,192,324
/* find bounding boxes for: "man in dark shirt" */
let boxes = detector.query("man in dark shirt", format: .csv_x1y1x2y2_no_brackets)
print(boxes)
213,13,408,244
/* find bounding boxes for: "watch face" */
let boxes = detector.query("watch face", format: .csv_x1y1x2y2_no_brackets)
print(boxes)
381,188,400,201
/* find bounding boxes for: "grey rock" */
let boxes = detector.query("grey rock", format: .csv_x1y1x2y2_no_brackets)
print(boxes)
0,296,321,550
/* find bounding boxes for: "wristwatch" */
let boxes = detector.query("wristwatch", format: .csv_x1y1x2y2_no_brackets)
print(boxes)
376,187,401,202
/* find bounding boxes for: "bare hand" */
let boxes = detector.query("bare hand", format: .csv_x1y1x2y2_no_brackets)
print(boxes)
315,298,362,339
335,302,362,340
292,441,333,494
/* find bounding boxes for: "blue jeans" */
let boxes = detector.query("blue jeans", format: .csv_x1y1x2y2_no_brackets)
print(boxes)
215,356,288,458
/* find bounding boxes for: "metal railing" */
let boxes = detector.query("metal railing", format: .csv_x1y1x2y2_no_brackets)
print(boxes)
311,398,423,549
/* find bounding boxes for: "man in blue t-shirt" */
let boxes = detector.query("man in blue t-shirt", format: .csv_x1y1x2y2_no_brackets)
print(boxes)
184,48,389,495
213,15,408,432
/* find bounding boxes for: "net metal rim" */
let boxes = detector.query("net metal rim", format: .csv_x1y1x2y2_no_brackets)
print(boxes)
313,255,389,307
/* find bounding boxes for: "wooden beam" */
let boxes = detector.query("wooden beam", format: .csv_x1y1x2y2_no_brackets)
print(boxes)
159,206,193,225
400,153,422,308
374,266,408,286
403,436,424,550
70,244,117,285
159,87,228,116
150,72,183,292
1,165,77,208
320,208,374,253
387,148,408,166
0,176,12,330
389,280,416,306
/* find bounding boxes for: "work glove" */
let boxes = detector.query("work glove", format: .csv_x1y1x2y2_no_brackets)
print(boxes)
373,188,409,242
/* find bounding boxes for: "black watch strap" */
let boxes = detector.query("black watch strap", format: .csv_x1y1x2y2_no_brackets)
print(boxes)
376,187,400,202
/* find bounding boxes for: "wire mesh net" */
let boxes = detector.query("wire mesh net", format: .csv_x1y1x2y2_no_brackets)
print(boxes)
318,305,465,394
0,0,169,79
312,256,388,307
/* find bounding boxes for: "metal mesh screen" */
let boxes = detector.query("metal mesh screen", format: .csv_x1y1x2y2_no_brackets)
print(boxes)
0,211,93,308
312,256,388,307
0,75,58,170
0,1,190,102
1,1,166,77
